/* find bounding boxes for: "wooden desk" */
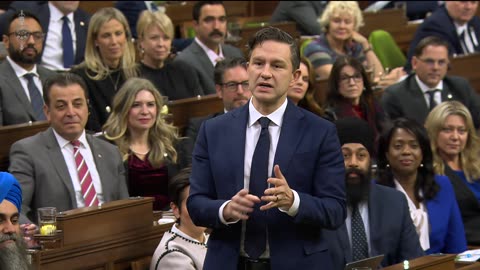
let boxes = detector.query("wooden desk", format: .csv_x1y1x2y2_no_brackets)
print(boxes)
167,94,223,135
0,121,49,171
30,198,171,270
449,53,480,94
361,8,408,37
383,254,456,270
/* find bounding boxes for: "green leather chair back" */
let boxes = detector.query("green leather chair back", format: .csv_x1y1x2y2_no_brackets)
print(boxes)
368,30,407,70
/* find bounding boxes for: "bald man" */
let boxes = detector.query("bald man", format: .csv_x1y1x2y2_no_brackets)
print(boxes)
0,172,31,270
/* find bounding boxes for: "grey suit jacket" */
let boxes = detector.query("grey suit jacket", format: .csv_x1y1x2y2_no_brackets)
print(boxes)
0,60,56,126
324,184,424,269
381,74,480,127
8,128,129,224
174,41,244,95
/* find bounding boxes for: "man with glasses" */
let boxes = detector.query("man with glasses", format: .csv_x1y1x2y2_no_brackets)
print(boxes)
0,10,56,126
382,36,480,128
183,57,251,166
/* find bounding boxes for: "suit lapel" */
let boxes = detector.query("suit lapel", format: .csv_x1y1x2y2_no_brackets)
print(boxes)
441,83,455,102
337,223,352,263
273,101,304,176
73,11,87,63
87,135,110,197
407,76,430,120
44,128,77,207
192,42,215,73
368,184,382,257
230,106,248,191
39,4,50,58
0,62,36,118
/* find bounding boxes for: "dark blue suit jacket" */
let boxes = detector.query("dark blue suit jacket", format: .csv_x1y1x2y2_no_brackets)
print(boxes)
324,184,424,269
0,1,90,65
187,100,346,270
405,5,480,71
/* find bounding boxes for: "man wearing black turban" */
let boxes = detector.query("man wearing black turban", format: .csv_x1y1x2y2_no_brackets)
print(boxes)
324,117,424,269
0,172,30,270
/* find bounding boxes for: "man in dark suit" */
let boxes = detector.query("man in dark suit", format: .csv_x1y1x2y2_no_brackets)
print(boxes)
187,27,346,270
405,1,480,71
183,57,251,165
326,117,424,269
174,1,244,95
0,1,90,71
382,36,480,127
0,10,56,126
9,73,129,224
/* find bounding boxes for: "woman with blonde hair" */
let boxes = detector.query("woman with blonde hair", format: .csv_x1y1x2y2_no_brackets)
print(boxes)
303,1,404,85
425,101,480,245
72,7,139,132
137,10,202,100
103,78,183,210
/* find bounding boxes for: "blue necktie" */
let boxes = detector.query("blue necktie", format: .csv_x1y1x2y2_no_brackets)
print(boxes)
245,117,270,259
62,16,74,68
23,73,46,121
351,205,368,262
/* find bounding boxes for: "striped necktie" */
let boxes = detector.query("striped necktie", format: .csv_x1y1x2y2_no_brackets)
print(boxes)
71,140,99,207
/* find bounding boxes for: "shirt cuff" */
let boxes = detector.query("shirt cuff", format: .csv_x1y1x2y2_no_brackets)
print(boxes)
219,200,240,225
279,189,299,216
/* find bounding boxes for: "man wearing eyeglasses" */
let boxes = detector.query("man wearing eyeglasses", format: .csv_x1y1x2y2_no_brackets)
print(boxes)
183,57,252,166
382,36,480,128
0,10,56,126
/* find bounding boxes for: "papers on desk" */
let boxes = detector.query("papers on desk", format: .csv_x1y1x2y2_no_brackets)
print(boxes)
456,249,480,262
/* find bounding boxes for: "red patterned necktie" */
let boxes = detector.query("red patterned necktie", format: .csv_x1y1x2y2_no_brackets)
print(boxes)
71,140,99,207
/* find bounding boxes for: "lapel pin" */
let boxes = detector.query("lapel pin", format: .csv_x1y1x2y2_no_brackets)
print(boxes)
447,94,452,99
106,106,111,113
98,154,102,158
80,21,85,26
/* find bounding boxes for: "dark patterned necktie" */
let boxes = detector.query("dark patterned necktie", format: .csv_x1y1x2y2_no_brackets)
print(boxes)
245,117,270,259
351,205,368,261
23,73,46,120
426,89,439,111
62,16,74,68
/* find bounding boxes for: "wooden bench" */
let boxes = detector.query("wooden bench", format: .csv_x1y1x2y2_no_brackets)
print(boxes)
449,53,480,94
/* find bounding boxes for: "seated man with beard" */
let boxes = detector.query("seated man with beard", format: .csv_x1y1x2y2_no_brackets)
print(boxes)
324,117,424,269
0,172,31,270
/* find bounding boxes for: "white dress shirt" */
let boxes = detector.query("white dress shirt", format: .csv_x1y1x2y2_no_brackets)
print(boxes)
52,129,104,207
41,2,76,71
415,75,443,107
455,22,476,54
6,56,43,101
194,37,224,66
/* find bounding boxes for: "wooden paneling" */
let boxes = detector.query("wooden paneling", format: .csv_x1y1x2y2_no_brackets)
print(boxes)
449,53,480,94
383,254,456,270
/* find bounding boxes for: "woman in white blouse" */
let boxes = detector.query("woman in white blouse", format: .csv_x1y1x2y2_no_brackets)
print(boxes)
376,118,466,254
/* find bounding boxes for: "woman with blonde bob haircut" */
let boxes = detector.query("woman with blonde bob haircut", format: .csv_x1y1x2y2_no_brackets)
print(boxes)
136,10,202,100
103,78,182,211
72,7,139,132
425,101,480,246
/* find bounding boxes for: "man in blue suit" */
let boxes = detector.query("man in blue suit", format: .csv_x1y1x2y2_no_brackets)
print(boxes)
187,27,346,270
325,117,424,269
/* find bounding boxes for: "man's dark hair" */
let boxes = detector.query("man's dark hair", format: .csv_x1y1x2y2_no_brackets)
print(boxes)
414,36,450,57
3,10,43,37
192,1,224,22
214,57,247,85
43,73,89,106
247,26,300,71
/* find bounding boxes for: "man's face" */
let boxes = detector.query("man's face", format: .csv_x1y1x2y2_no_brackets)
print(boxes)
0,200,30,270
194,4,227,50
412,45,449,89
3,17,44,66
45,83,88,142
50,1,79,14
248,40,300,111
446,1,478,25
341,143,371,206
216,65,251,111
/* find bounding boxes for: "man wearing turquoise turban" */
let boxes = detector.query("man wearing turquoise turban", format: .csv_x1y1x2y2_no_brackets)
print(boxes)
0,172,30,270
